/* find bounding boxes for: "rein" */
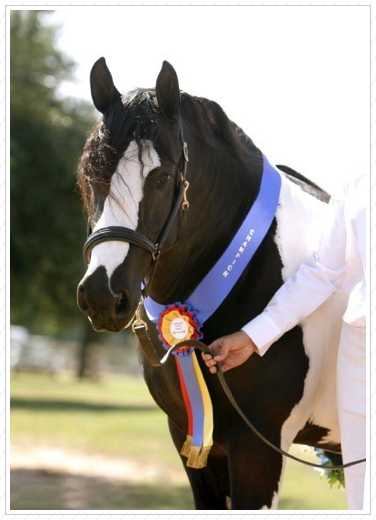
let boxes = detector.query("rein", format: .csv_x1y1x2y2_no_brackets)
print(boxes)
83,125,365,472
132,331,366,471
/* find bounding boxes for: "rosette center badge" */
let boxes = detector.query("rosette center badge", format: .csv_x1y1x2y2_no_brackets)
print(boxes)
158,304,202,353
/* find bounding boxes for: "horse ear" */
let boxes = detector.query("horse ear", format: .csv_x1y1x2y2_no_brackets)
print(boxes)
90,57,121,114
155,61,180,121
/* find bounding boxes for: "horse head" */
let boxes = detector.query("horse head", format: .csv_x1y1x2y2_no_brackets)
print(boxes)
77,58,189,331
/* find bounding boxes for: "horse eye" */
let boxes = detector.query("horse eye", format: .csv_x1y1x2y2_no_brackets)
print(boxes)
157,173,172,186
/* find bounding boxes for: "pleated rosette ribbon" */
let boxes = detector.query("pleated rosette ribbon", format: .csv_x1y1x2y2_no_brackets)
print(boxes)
158,304,213,468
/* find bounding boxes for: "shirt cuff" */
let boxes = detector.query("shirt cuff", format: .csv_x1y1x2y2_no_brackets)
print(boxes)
241,313,284,357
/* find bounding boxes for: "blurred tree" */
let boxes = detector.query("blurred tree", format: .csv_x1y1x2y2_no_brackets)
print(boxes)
10,11,98,373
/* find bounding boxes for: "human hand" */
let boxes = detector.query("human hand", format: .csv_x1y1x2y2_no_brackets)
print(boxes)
202,331,258,374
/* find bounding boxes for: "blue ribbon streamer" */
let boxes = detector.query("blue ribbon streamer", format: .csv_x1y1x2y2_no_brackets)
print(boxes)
178,355,205,446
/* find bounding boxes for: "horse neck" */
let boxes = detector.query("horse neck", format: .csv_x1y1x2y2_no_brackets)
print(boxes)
149,129,263,303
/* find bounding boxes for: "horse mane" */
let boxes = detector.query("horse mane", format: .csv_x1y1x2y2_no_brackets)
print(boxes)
277,164,330,203
180,93,260,166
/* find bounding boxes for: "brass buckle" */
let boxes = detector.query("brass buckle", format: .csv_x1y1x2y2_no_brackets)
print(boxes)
182,180,190,211
131,318,148,332
131,302,148,332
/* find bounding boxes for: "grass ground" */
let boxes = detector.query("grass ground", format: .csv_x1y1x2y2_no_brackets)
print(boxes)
10,371,347,511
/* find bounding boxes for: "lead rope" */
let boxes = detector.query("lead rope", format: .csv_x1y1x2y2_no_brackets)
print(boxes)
132,320,366,470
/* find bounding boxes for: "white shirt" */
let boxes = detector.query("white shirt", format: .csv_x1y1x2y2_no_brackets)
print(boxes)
242,174,366,357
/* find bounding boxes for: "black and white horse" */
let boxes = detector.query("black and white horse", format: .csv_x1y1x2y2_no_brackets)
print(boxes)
77,59,345,510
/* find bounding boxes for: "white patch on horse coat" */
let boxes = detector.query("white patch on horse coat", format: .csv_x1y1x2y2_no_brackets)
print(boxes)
274,171,347,450
259,173,346,510
84,140,161,283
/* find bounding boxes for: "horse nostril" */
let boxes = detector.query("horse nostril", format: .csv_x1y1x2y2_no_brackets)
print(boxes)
115,290,131,317
116,292,124,306
77,284,89,314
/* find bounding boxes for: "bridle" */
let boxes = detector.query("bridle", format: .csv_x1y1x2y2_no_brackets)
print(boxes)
83,126,190,299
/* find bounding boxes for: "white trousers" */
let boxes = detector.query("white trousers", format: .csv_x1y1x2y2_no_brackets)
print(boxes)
337,322,366,510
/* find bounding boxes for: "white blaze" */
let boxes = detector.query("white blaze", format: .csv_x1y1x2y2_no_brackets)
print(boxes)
85,140,161,281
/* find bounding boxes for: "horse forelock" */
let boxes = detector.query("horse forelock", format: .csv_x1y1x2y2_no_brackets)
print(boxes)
78,89,162,219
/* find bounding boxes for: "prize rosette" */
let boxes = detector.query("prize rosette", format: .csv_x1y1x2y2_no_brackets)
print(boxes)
158,303,203,355
157,303,212,468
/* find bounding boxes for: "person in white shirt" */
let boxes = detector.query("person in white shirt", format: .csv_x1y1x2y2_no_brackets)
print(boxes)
203,174,366,510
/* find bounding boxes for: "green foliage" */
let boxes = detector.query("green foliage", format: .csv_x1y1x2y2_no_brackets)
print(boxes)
326,468,345,489
10,11,96,334
313,447,345,489
322,451,345,489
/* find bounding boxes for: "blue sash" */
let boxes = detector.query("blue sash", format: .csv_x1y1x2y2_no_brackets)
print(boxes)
144,155,281,324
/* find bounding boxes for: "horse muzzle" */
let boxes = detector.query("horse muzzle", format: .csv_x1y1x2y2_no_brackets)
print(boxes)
77,266,139,332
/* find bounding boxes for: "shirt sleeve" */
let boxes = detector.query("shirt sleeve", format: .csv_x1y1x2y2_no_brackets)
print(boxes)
242,194,347,356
